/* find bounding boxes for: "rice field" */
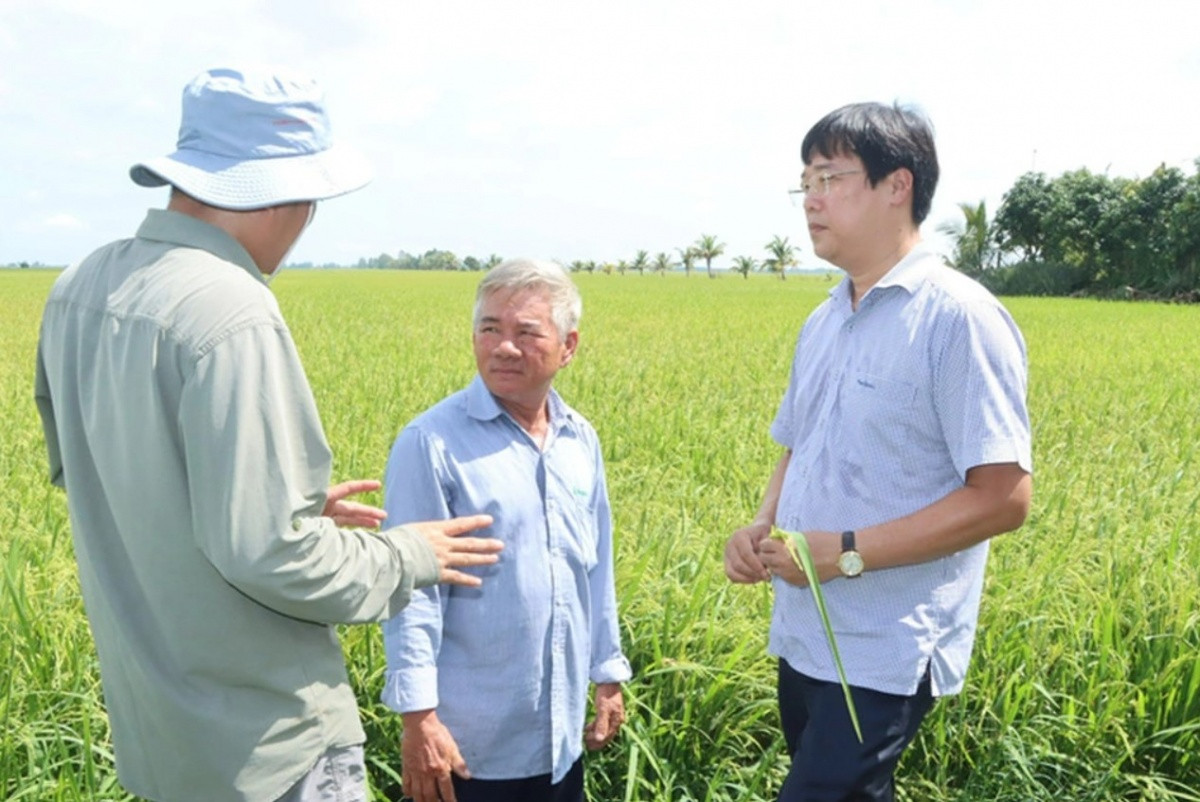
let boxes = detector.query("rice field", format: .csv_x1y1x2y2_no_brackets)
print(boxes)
2,268,1198,801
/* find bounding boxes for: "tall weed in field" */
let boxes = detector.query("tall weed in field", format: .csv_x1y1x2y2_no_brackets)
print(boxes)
2,269,1197,800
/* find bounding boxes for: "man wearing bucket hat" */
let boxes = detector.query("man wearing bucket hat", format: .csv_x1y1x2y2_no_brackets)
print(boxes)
34,66,503,802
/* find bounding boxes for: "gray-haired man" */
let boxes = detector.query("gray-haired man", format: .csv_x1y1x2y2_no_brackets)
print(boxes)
34,66,502,802
381,260,631,802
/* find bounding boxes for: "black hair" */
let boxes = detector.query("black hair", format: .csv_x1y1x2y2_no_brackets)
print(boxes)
800,102,939,225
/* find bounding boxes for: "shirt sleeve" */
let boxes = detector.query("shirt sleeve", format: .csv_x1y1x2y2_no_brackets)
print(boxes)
34,335,65,489
587,444,632,685
380,425,453,714
933,299,1033,480
769,330,804,449
178,322,439,625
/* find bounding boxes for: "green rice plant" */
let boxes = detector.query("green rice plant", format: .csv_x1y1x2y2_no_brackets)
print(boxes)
770,528,863,743
3,269,1199,800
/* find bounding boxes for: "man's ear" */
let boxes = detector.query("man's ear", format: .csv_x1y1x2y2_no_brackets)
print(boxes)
888,168,914,209
561,329,580,367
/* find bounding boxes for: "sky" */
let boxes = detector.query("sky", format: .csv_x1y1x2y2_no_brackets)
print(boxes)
2,0,1198,270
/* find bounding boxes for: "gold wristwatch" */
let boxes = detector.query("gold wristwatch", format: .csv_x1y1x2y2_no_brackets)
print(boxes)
837,530,864,578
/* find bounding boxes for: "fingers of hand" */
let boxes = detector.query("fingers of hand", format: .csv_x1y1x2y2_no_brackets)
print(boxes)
327,479,382,501
437,514,495,536
725,535,767,583
439,569,483,588
436,774,457,802
328,500,387,528
445,536,504,556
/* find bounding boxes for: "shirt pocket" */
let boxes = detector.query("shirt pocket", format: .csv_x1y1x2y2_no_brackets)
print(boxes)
841,370,921,449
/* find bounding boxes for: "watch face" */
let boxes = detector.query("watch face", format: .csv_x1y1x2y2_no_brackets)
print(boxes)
838,551,864,577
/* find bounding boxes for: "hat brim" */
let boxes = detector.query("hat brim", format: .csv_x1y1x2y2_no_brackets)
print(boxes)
130,144,371,210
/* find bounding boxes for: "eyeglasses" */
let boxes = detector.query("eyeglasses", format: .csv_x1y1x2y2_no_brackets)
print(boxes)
788,169,863,205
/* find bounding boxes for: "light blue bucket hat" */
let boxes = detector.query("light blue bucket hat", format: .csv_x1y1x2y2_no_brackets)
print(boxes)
130,66,371,209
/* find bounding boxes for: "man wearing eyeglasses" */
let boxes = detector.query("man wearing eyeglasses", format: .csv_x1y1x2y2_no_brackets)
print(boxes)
724,102,1032,801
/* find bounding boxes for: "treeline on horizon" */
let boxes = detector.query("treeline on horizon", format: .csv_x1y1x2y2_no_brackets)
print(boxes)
941,160,1200,301
348,161,1200,301
8,162,1198,301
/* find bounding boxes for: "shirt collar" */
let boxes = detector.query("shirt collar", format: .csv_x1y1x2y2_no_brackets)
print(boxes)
465,374,575,432
135,209,266,286
827,243,938,305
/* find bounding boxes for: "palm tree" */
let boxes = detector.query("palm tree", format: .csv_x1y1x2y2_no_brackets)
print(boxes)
763,235,797,280
937,200,994,277
616,259,629,276
484,254,503,270
731,255,757,279
631,250,649,276
652,251,672,276
693,234,725,279
568,260,586,273
584,260,596,274
677,246,698,278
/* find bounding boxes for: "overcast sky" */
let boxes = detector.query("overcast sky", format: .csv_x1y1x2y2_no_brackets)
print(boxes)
2,0,1197,269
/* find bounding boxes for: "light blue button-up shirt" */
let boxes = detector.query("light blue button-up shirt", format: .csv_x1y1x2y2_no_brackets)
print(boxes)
769,246,1032,697
381,376,631,782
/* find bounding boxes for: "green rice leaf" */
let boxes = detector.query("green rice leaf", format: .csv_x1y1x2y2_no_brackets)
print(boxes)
771,528,863,743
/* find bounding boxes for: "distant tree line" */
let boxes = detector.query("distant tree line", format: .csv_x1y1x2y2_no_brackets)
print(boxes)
941,160,1200,301
355,250,503,272
356,234,817,281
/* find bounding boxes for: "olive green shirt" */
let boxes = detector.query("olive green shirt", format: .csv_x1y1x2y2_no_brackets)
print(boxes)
34,209,439,801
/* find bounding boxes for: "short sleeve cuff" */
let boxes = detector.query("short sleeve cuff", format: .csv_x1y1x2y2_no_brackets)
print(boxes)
380,666,440,713
590,654,633,685
954,436,1033,481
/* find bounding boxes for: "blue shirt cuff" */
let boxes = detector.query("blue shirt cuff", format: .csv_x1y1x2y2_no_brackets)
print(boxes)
590,655,632,685
380,667,440,713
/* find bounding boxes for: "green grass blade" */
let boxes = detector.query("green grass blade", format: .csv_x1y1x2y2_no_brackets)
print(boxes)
774,528,863,743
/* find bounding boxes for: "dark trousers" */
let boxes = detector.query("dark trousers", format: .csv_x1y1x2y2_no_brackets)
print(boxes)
450,758,584,802
777,659,935,802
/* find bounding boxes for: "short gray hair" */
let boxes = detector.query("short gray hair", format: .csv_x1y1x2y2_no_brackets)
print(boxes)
472,259,582,340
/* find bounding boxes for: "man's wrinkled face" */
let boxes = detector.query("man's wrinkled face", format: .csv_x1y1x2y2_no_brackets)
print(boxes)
473,287,577,413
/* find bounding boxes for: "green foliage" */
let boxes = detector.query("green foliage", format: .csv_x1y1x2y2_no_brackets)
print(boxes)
3,271,1199,800
991,162,1200,299
762,235,796,280
730,255,757,279
938,200,996,277
692,234,725,279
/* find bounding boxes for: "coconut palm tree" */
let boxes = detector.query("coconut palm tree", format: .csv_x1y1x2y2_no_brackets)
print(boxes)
631,250,649,276
763,235,797,280
731,255,757,279
652,251,672,276
677,246,698,278
937,200,994,277
693,234,725,279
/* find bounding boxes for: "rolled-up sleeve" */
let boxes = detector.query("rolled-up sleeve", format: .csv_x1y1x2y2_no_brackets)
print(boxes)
380,426,453,713
587,452,632,685
179,323,438,624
